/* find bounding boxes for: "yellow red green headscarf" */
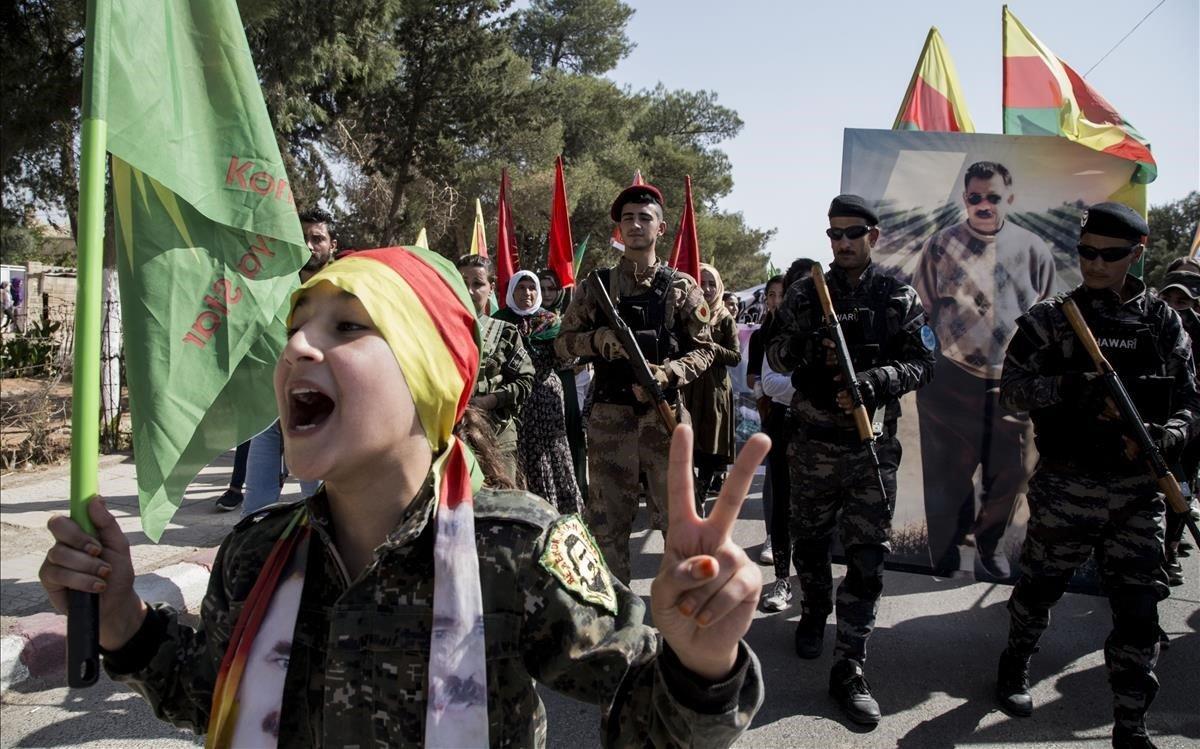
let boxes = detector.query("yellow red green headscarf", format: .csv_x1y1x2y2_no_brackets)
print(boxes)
208,246,491,748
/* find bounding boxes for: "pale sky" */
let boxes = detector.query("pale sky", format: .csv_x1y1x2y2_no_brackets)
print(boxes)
606,0,1199,270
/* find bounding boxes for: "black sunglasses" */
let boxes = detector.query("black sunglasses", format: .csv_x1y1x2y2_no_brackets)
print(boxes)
966,193,1004,206
1077,243,1138,262
826,225,872,241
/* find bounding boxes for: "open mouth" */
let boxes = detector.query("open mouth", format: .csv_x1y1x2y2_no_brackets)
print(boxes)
288,387,335,432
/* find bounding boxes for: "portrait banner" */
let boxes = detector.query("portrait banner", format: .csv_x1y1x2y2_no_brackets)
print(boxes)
840,128,1142,590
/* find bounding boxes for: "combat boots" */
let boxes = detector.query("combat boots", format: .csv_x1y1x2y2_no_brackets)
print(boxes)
829,658,881,725
1112,725,1159,749
794,610,828,659
995,649,1033,717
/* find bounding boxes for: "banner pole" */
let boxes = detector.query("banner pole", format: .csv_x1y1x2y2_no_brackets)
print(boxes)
67,0,111,688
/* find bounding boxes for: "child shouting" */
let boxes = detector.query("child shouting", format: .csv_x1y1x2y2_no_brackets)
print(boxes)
40,246,768,748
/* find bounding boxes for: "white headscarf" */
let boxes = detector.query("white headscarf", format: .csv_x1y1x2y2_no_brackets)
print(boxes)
506,270,543,317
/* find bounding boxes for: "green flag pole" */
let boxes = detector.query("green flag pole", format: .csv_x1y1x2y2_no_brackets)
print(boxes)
67,0,110,688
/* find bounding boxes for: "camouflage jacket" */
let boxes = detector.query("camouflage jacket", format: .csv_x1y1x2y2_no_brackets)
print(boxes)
102,487,763,748
766,261,935,431
1000,277,1200,463
476,315,535,430
554,255,714,389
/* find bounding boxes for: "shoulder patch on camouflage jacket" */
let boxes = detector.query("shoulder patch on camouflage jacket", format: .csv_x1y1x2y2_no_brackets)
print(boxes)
473,488,561,529
539,514,619,615
232,498,306,533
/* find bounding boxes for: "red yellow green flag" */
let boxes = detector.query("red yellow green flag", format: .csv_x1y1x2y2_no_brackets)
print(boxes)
893,27,975,132
1002,6,1156,185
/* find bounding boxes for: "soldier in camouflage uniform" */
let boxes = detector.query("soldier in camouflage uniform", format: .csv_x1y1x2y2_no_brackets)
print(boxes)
994,203,1199,749
767,194,935,726
41,245,765,748
458,254,535,483
556,184,715,584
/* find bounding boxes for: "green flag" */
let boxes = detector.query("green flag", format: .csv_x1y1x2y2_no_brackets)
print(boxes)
103,0,306,540
573,234,589,276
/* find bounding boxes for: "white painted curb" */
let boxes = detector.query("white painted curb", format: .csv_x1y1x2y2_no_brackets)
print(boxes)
0,558,213,694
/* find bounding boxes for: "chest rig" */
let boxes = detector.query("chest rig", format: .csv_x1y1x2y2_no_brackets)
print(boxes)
1034,303,1171,462
802,274,896,374
592,265,687,407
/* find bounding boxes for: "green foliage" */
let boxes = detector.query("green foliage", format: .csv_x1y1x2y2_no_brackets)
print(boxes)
1,224,44,265
511,0,634,75
0,319,63,377
692,211,775,290
0,0,86,235
1,0,773,285
1142,191,1200,290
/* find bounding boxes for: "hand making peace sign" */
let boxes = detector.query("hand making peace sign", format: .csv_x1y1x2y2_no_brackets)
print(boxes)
650,425,772,681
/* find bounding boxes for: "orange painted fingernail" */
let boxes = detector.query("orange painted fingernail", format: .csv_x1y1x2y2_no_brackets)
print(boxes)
85,543,102,556
678,598,696,616
97,565,111,579
93,581,106,593
696,611,713,627
692,558,716,579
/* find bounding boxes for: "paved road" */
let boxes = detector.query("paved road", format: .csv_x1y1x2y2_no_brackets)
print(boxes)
2,461,1197,748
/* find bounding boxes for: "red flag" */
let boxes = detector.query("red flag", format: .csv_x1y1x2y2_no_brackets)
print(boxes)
547,156,576,288
668,175,700,280
610,170,645,250
496,168,519,307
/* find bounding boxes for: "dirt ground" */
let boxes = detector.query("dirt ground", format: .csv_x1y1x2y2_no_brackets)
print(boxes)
0,377,129,472
0,377,74,468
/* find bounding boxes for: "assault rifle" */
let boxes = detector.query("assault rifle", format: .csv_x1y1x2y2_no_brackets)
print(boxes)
591,272,678,434
1063,298,1200,547
810,266,890,504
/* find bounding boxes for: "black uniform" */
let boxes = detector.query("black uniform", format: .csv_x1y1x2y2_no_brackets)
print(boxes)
998,276,1200,738
767,260,935,663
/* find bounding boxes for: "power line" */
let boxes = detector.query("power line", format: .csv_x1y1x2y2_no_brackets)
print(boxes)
1084,0,1169,78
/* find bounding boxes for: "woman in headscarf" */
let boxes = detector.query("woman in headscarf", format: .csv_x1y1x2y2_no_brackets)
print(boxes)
40,245,768,748
494,270,582,514
684,263,741,514
538,268,591,503
457,255,535,484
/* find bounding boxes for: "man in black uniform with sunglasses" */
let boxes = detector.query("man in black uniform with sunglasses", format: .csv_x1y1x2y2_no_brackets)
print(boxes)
994,202,1199,749
913,161,1057,579
767,194,935,726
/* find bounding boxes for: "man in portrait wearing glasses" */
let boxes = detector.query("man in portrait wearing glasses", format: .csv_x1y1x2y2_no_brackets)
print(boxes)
767,194,934,726
912,160,1057,580
993,202,1197,749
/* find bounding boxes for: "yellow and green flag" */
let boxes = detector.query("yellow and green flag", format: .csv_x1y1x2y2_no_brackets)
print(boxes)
893,27,975,133
102,0,307,539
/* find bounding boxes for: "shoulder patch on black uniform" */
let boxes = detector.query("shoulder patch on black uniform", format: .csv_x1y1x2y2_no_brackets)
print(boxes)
920,324,937,350
539,514,618,615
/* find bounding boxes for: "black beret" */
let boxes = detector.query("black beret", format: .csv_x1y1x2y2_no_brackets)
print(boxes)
1160,271,1200,299
610,184,665,222
1079,201,1148,242
828,194,879,226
